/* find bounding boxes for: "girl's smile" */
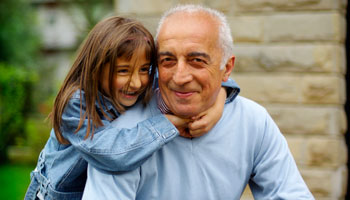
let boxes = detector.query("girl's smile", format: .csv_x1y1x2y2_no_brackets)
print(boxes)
119,89,144,103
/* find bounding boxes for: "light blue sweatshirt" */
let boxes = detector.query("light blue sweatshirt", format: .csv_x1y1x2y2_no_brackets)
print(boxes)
83,93,314,200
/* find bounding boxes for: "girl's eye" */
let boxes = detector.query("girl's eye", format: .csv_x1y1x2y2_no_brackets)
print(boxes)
116,69,130,74
140,66,150,73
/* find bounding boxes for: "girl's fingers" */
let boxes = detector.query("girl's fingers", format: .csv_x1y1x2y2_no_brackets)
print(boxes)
188,120,206,130
188,121,210,137
179,130,193,138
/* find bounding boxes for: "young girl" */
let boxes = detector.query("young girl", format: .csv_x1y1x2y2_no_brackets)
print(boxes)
24,16,229,200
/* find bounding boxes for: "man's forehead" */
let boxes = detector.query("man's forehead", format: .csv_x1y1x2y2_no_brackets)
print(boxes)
157,11,219,40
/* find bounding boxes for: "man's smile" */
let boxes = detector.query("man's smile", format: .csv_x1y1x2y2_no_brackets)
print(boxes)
174,91,194,98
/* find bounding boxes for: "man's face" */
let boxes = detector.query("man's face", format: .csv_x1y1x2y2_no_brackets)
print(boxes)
157,12,233,117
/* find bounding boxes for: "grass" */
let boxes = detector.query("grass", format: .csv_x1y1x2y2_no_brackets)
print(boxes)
0,163,35,200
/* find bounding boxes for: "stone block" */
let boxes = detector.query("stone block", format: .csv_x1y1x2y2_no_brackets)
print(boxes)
206,0,232,13
116,0,173,15
312,44,346,74
301,169,332,197
301,167,347,199
284,136,305,164
178,0,205,3
305,137,347,167
228,16,263,42
266,105,346,135
301,75,345,104
232,74,345,105
234,0,343,12
232,74,302,103
264,13,343,42
233,44,345,73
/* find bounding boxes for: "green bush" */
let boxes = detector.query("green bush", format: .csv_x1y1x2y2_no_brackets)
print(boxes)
0,163,35,200
0,64,37,163
0,0,40,68
25,117,51,163
0,0,40,163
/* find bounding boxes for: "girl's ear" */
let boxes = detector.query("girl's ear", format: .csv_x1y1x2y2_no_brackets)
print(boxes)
222,55,235,82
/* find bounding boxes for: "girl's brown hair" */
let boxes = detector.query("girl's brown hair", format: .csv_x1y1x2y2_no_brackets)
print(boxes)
50,16,156,144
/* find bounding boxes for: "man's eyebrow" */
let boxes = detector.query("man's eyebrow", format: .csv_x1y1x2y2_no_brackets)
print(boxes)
158,51,174,57
187,52,211,61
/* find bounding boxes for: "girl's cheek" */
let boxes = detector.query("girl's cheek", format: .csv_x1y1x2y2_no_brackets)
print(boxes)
139,75,149,86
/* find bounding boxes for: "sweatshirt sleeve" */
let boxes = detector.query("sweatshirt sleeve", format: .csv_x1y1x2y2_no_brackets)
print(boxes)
249,111,314,199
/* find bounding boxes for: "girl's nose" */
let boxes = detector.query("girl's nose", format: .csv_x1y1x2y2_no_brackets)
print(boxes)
129,72,141,89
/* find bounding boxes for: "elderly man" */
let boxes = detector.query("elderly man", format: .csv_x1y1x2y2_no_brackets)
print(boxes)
82,5,314,200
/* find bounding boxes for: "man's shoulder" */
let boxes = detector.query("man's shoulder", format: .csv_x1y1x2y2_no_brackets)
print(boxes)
220,95,270,132
229,95,268,115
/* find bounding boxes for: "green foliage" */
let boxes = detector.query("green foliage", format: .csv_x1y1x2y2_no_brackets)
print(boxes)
0,163,35,200
25,117,51,163
0,0,40,68
0,0,114,164
0,64,37,162
0,0,40,163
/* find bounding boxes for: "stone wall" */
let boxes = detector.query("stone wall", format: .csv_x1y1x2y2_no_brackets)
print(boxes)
114,0,348,199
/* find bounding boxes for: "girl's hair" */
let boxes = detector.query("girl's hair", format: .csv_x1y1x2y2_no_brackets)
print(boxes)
50,16,157,144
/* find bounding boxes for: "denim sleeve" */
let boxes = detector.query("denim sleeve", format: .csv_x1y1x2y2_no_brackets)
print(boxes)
61,97,178,172
249,112,314,199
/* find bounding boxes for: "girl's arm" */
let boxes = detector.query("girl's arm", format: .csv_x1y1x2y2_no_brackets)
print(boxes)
61,95,179,173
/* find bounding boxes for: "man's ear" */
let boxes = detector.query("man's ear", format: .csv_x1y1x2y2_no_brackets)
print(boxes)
222,55,235,82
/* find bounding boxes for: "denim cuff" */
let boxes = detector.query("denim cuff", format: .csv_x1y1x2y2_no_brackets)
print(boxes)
147,114,179,144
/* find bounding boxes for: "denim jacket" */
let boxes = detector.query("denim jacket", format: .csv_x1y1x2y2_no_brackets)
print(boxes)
24,78,239,200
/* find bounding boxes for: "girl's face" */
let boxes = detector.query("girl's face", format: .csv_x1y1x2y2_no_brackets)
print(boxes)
100,50,151,107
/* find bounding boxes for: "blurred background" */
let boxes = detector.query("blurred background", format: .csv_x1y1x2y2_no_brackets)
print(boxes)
0,0,348,199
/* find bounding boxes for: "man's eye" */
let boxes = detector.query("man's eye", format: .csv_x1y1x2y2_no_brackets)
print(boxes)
161,57,171,62
159,57,176,66
192,58,205,63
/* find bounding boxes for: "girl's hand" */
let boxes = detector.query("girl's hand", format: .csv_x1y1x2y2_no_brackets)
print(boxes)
188,87,226,137
165,114,192,138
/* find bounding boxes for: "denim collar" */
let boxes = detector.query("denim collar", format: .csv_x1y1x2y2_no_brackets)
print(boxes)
97,91,120,118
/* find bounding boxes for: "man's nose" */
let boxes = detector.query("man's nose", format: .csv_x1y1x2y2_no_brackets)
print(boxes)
172,60,193,85
129,72,141,89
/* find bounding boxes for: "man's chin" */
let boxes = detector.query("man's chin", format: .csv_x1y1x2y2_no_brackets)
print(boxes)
171,107,201,118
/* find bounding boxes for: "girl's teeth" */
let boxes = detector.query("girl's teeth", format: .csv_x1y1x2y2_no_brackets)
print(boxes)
125,92,136,95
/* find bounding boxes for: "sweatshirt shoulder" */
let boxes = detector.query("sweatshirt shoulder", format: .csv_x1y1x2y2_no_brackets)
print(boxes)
232,95,268,115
